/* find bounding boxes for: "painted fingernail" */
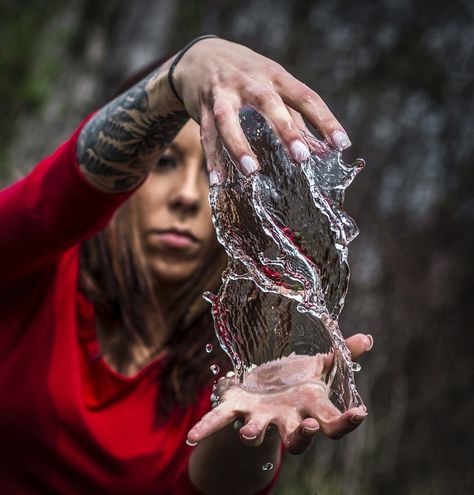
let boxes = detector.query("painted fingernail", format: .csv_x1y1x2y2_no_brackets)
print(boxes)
351,413,368,425
366,334,374,351
242,434,258,441
290,140,311,162
240,155,259,175
302,426,319,436
331,130,352,150
209,170,221,186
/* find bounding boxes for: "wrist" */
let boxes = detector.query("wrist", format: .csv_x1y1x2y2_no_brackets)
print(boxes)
169,35,220,104
146,57,186,113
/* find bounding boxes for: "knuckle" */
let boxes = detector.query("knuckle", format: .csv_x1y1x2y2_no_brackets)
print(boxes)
272,67,292,88
277,118,298,136
299,88,322,107
212,101,229,126
208,408,222,420
251,85,277,105
318,113,336,128
199,131,211,148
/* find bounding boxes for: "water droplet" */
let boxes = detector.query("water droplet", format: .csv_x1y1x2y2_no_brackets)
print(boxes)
205,343,213,353
186,439,198,447
351,362,361,372
262,462,273,471
210,364,220,375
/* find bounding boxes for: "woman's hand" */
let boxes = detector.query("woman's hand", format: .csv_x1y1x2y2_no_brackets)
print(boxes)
172,37,352,182
187,333,373,455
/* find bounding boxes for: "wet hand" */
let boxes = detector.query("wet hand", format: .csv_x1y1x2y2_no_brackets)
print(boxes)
171,37,352,183
187,333,373,454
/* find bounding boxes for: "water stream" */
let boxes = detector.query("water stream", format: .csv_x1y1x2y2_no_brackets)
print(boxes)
205,108,365,412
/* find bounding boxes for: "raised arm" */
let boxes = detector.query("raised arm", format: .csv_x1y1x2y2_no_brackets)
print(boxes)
79,35,351,193
0,57,187,285
1,35,351,286
77,57,188,193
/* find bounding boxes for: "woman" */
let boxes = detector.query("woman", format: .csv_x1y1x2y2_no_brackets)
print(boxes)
0,36,372,494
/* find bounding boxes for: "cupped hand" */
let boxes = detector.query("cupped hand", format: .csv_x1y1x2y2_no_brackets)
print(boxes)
172,37,352,182
187,333,372,455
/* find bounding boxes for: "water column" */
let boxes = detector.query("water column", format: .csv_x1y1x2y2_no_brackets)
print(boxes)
206,108,365,412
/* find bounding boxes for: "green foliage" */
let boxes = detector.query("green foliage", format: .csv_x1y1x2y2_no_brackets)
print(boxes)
0,0,64,179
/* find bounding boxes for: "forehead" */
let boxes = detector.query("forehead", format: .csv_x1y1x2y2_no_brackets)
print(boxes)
173,119,201,152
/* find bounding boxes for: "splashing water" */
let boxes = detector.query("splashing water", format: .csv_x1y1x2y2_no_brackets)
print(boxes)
210,364,220,375
204,108,365,412
351,362,362,372
205,343,213,353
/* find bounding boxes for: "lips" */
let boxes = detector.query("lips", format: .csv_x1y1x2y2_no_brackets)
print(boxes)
147,229,200,250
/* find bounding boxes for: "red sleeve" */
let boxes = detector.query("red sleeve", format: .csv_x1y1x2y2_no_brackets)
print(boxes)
0,114,136,286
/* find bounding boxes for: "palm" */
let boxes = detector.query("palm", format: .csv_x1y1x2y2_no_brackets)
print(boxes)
188,333,372,454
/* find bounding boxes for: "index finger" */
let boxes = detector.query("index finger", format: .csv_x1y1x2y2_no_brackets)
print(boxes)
187,406,235,444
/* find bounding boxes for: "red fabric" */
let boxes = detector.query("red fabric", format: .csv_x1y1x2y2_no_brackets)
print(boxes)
0,118,280,494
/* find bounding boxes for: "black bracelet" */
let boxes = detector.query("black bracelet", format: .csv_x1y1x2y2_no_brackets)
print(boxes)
167,34,220,103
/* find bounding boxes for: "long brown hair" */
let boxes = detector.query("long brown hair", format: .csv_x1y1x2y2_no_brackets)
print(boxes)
79,57,229,419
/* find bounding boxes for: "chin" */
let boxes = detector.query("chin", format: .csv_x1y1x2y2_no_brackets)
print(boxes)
151,261,198,285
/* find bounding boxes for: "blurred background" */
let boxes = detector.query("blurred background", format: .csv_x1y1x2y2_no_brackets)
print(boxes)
1,0,472,493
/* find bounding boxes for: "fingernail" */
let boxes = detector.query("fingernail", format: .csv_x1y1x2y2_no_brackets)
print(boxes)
186,439,198,446
331,130,352,150
351,413,368,425
240,155,259,175
302,426,319,436
209,170,221,186
290,140,311,162
242,434,258,441
366,334,374,351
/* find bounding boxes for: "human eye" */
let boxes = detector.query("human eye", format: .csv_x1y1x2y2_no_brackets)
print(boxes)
153,155,178,172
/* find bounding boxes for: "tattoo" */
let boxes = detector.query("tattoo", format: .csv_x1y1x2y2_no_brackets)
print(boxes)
77,68,188,193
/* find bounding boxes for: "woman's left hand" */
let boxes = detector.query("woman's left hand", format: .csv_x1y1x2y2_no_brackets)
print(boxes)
187,333,373,454
171,37,351,181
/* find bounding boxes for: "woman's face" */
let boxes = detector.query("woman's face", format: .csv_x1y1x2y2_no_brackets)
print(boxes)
135,120,216,284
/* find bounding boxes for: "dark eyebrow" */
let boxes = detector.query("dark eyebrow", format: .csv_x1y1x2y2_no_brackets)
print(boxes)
167,142,207,173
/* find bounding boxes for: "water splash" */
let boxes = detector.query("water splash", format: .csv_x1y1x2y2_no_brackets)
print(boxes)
351,362,362,372
210,364,220,375
205,108,365,412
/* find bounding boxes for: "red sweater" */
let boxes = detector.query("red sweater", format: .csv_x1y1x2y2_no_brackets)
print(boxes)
0,119,280,494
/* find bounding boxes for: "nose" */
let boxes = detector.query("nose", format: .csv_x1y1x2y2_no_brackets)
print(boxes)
168,165,203,216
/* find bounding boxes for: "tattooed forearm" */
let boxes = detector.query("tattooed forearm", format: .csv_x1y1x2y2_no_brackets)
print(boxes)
77,65,188,193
